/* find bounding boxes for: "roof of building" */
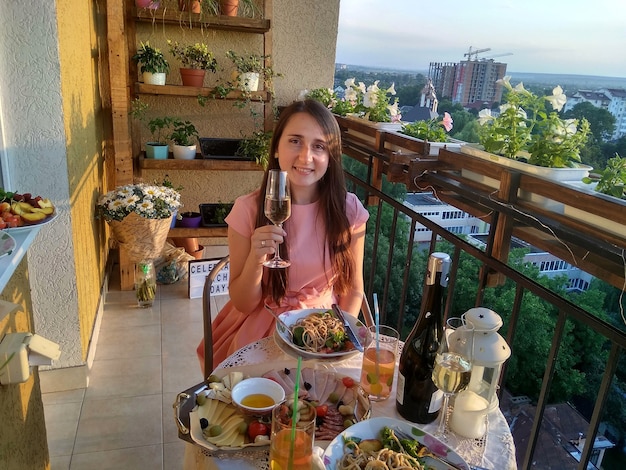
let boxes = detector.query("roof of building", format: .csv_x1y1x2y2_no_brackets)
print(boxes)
500,390,615,469
605,88,626,98
575,90,610,102
401,106,437,123
404,192,446,207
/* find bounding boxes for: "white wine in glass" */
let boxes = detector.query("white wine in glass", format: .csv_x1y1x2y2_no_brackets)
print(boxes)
263,170,291,268
432,317,473,440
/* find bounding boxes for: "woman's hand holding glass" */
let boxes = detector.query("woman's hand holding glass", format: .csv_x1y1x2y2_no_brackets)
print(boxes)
432,317,474,440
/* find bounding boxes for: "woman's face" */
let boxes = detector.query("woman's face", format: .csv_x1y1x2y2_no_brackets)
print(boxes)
277,112,330,200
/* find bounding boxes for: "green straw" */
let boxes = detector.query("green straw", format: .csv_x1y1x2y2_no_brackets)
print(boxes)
289,356,302,470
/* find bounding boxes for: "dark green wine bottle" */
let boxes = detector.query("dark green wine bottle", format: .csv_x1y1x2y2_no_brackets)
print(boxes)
396,252,450,423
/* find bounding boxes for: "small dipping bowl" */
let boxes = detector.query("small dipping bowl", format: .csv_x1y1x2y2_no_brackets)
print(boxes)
231,377,285,416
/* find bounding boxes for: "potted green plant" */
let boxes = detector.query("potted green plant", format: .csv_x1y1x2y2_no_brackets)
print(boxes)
199,201,233,227
236,130,272,168
167,40,218,87
129,99,173,159
132,41,169,85
399,112,463,156
473,76,591,171
225,50,269,92
145,117,174,159
583,153,626,200
169,119,199,160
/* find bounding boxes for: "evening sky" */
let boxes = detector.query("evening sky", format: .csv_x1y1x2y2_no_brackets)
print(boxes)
336,0,626,78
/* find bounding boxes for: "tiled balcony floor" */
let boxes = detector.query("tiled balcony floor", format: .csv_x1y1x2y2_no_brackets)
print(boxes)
42,246,228,470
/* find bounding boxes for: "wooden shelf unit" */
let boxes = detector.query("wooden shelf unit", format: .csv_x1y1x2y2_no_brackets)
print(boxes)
135,8,270,34
135,83,270,101
107,1,274,290
138,153,262,171
168,227,227,238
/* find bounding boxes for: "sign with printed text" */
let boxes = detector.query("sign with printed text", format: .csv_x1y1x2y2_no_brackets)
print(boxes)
188,258,230,299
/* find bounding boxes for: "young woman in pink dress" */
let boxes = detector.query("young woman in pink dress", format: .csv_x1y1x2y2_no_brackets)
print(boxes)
196,99,369,373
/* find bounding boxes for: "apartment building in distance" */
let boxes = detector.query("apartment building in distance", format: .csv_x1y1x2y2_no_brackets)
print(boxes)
564,88,626,140
429,58,507,107
405,193,594,291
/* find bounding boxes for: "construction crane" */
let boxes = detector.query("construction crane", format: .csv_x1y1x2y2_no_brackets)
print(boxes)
483,53,513,60
464,46,491,61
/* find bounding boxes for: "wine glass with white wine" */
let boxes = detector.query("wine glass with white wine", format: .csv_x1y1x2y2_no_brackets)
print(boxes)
432,317,474,440
263,170,291,268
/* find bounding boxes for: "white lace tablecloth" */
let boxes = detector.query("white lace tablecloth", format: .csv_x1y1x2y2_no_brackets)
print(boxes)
183,336,517,470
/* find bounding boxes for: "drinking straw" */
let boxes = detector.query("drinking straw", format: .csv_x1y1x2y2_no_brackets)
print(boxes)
289,356,302,470
373,293,381,379
373,293,380,353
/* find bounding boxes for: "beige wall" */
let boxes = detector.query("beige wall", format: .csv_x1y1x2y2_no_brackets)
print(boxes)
134,0,341,217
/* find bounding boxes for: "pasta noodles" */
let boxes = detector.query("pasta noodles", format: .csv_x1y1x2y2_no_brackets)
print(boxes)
291,311,348,353
337,441,424,470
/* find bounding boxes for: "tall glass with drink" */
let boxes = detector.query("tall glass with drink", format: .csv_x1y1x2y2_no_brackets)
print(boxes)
269,402,316,470
360,325,399,401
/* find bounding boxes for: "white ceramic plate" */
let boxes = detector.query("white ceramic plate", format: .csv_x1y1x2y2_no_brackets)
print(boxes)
0,231,16,259
322,416,470,470
274,308,370,361
4,212,57,233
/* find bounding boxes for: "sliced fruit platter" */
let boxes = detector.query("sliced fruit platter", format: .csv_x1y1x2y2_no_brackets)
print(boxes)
0,189,56,229
187,365,371,451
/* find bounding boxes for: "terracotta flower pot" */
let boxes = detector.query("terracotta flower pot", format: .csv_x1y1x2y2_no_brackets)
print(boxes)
220,0,238,16
179,68,206,87
172,237,200,254
179,0,201,13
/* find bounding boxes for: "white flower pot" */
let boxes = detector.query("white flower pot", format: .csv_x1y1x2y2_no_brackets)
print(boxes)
459,145,592,212
142,71,166,85
173,144,197,160
239,72,260,92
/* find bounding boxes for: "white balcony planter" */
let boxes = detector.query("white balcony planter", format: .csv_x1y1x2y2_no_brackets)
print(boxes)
562,182,626,238
173,144,197,160
459,145,592,212
142,72,166,86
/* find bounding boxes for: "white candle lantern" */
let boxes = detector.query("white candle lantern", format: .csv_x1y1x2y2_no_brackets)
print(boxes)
464,307,511,406
450,308,511,439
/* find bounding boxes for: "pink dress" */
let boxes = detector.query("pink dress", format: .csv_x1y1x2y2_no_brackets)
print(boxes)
197,190,369,369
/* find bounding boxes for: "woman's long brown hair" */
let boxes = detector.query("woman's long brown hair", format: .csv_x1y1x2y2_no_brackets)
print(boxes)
255,100,354,303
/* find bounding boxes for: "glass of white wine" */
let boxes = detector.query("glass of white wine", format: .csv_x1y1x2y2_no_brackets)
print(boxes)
432,316,474,440
263,170,291,268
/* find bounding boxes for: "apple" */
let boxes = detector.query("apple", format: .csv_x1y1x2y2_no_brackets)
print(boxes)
37,198,54,209
21,211,46,223
0,202,10,212
31,207,54,215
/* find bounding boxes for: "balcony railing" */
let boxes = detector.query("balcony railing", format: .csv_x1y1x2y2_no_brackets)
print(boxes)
336,115,626,470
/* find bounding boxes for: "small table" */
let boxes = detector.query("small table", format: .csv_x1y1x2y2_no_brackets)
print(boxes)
182,336,517,469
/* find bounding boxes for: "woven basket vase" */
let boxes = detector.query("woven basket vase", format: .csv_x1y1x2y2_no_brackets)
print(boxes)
108,212,171,263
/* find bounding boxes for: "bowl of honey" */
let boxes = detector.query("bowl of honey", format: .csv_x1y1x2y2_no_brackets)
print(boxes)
231,377,285,416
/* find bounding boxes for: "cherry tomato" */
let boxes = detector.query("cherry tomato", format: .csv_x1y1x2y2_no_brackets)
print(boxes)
315,404,328,418
342,376,355,388
247,420,269,440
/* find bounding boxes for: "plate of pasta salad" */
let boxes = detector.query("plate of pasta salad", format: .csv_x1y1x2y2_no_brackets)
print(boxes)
323,416,470,470
274,308,370,361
